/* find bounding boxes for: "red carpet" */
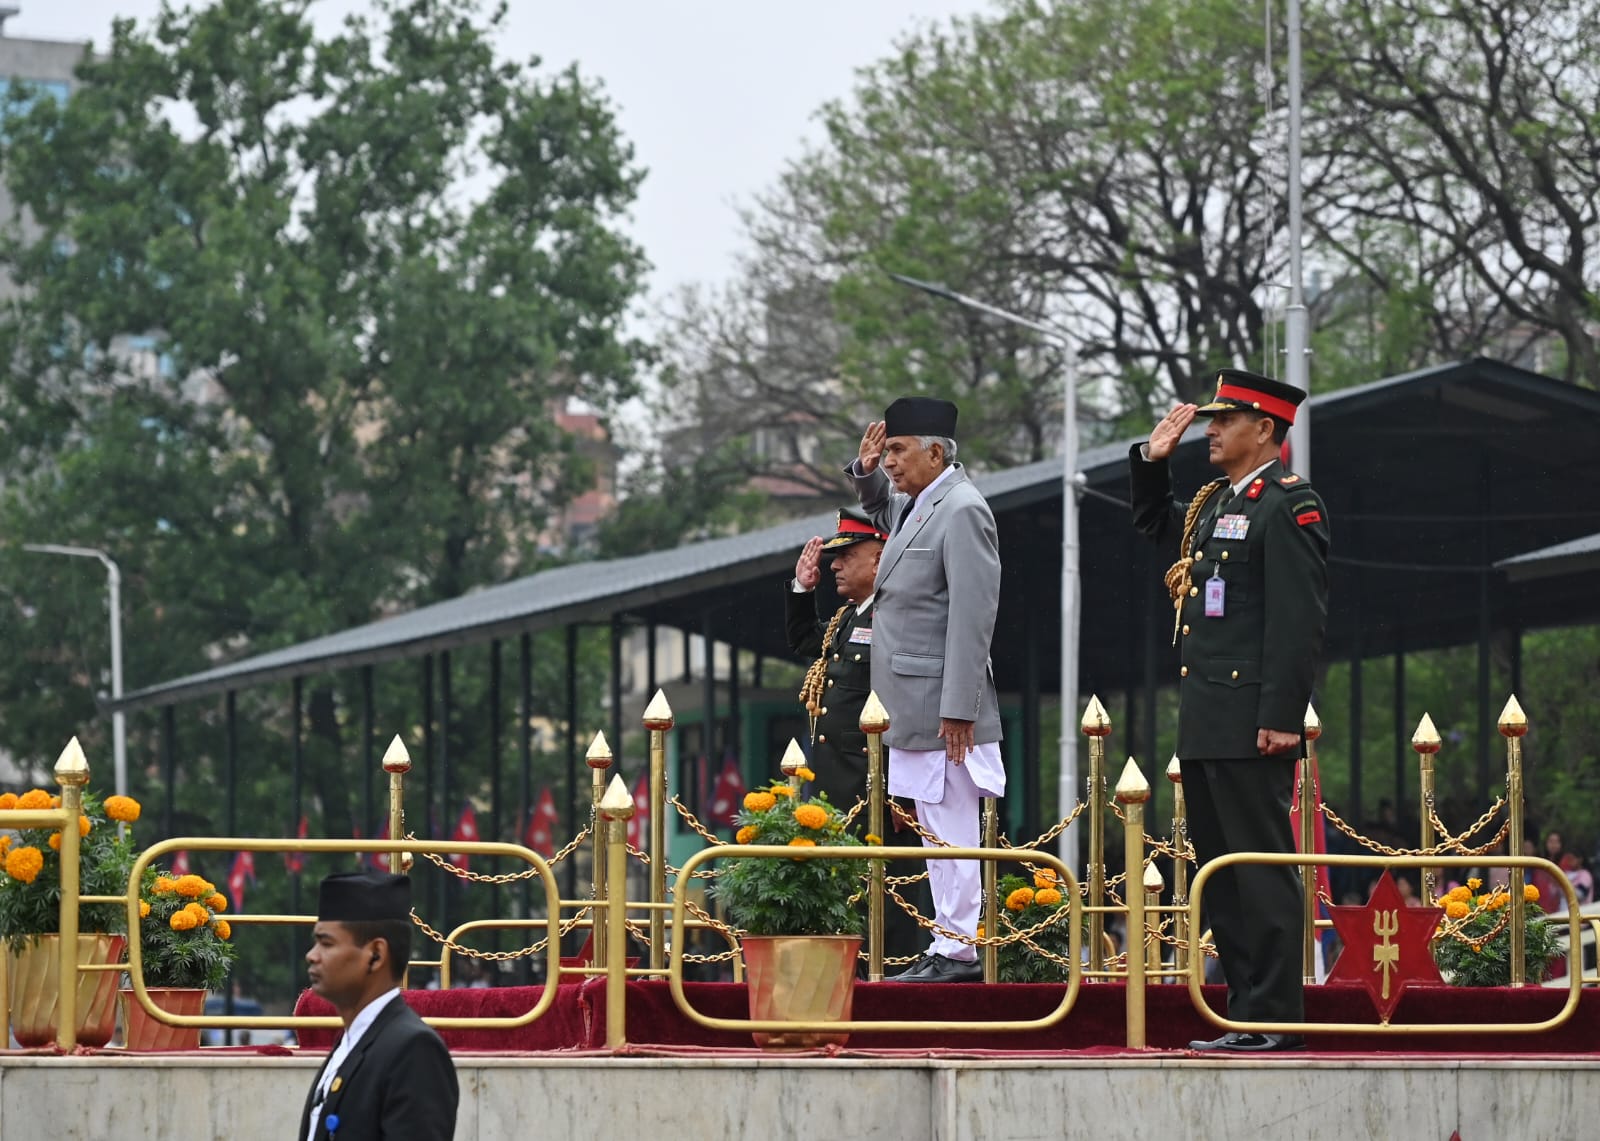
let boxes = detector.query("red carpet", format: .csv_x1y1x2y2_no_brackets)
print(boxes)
293,981,1600,1055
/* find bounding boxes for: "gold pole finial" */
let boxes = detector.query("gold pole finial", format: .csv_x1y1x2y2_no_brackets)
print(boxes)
1411,713,1442,753
585,730,614,769
1303,702,1322,741
779,738,807,776
381,735,412,773
53,736,90,786
1115,757,1151,804
642,689,675,731
599,773,635,820
859,691,890,733
1498,694,1528,738
1142,859,1165,893
1165,754,1182,784
1080,694,1112,737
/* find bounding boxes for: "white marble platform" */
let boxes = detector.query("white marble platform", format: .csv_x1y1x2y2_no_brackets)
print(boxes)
0,1053,1596,1140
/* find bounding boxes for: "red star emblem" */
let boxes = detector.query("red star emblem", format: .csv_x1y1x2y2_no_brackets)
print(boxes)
1326,870,1444,1022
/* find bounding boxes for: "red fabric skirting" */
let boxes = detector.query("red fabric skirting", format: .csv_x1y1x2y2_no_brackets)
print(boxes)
293,982,1600,1055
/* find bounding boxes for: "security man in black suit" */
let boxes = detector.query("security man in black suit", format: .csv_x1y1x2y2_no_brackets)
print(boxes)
300,872,458,1141
1130,369,1330,1053
786,506,931,963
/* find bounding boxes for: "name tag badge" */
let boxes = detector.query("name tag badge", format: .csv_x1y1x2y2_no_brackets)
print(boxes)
1215,514,1250,541
848,625,873,644
1204,574,1226,618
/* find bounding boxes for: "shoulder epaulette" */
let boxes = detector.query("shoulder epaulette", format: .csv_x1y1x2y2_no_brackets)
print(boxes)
1278,473,1303,487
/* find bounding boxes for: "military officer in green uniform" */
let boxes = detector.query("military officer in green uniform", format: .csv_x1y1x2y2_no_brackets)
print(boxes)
1130,369,1331,1053
786,506,931,963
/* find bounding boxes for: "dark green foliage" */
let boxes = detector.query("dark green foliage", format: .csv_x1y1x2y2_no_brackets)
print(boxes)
1432,887,1559,987
137,865,238,990
994,871,1082,983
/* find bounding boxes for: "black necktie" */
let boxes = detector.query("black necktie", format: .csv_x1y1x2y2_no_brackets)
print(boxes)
897,499,915,534
1215,487,1235,513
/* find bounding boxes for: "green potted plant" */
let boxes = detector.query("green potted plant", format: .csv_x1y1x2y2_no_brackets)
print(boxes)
122,866,238,1050
710,773,866,1048
994,868,1083,983
1431,877,1559,986
0,786,142,1047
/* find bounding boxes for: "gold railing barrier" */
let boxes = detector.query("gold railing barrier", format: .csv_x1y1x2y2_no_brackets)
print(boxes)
1186,853,1584,1040
668,845,1081,1038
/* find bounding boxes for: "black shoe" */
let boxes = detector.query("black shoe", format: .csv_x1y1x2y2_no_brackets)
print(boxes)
886,954,936,982
1188,1032,1240,1051
1216,1032,1305,1053
888,953,982,983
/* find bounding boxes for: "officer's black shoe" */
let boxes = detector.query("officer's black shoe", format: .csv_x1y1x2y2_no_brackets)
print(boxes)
1187,1032,1240,1051
888,953,982,983
1216,1032,1305,1053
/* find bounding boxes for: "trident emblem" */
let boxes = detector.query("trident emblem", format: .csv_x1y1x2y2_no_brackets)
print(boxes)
1372,908,1400,999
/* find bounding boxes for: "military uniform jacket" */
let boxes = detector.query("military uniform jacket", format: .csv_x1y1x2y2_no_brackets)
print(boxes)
784,586,875,805
1129,446,1331,760
297,996,459,1141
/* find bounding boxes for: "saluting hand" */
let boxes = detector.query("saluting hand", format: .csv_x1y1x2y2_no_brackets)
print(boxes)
858,421,887,474
794,537,823,591
1147,404,1197,461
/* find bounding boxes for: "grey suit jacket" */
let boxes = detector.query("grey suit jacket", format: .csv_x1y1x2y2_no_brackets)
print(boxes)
849,461,1004,763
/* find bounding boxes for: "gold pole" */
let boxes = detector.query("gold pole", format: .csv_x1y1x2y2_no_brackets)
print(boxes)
1081,695,1112,975
982,797,998,984
586,731,614,966
1301,704,1323,983
1500,695,1528,987
381,736,411,876
1412,713,1442,903
54,737,91,1052
1165,755,1188,978
1142,859,1164,976
599,775,634,1049
861,692,889,981
642,690,674,972
1116,757,1150,1047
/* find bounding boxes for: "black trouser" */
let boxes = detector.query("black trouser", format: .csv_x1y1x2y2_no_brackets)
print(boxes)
1181,756,1304,1022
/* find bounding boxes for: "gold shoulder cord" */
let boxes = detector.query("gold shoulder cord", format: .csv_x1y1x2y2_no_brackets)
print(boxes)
1162,477,1229,644
799,605,851,737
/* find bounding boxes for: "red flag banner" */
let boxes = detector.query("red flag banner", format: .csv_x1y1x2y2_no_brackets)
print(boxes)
171,849,192,878
227,850,255,910
284,815,309,874
626,773,650,851
449,802,479,870
369,817,392,870
1289,756,1334,906
524,788,559,858
706,755,746,829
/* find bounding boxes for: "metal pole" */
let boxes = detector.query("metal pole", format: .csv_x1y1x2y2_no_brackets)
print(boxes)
1500,696,1528,986
1284,0,1311,478
1117,759,1151,1047
643,690,674,971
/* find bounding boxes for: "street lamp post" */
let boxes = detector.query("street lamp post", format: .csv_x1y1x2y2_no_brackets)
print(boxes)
886,274,1083,869
22,544,127,798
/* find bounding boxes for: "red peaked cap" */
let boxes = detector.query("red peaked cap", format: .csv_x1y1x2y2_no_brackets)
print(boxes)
1194,368,1307,425
821,506,890,551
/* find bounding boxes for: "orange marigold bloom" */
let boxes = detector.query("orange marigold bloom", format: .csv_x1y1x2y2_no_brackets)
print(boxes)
208,893,228,912
1445,900,1470,920
48,832,62,851
771,785,795,798
50,795,61,808
169,910,198,932
5,846,44,884
735,826,758,845
794,804,830,830
0,793,15,810
78,815,91,837
743,791,777,813
0,836,10,855
16,789,51,811
1034,887,1063,907
795,767,817,783
1034,869,1059,889
152,876,176,894
1448,885,1471,903
1523,883,1540,902
1006,887,1035,911
139,900,151,918
976,924,985,938
787,837,817,847
215,920,232,940
185,902,210,924
174,874,208,898
103,795,141,823
1467,877,1483,891
864,834,883,845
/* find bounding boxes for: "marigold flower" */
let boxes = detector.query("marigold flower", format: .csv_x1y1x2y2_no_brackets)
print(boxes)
16,789,51,811
103,795,141,823
1524,883,1539,902
0,793,15,810
1445,900,1470,920
169,910,198,932
50,795,61,808
796,767,817,783
864,834,882,845
787,837,817,847
77,815,91,837
0,835,10,855
139,900,151,919
1471,944,1483,954
743,791,777,813
794,804,830,830
976,924,985,939
1006,887,1035,911
185,902,210,924
5,846,44,884
1467,877,1483,891
1034,869,1059,889
174,874,209,898
771,785,795,798
48,832,62,851
1448,885,1471,903
152,876,176,894
208,893,228,912
215,920,232,940
735,826,758,845
1034,887,1063,907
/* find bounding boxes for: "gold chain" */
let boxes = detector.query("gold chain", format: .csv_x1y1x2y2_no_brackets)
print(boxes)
407,907,588,962
411,827,589,884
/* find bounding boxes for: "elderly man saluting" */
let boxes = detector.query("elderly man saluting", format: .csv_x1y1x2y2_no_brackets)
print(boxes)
847,396,1003,983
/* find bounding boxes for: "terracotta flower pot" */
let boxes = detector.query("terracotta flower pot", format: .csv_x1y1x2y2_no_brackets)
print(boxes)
7,933,127,1048
120,986,207,1051
741,934,861,1050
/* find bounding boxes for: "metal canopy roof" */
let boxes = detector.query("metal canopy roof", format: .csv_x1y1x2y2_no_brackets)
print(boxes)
119,357,1600,713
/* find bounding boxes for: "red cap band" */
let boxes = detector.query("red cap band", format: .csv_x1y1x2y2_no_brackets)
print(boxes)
836,518,888,541
1215,383,1299,423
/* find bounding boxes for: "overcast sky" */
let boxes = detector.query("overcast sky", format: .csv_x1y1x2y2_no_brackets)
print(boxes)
12,0,985,309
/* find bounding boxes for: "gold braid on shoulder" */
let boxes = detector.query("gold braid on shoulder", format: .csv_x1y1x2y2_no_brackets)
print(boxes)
1162,477,1229,645
799,605,851,719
